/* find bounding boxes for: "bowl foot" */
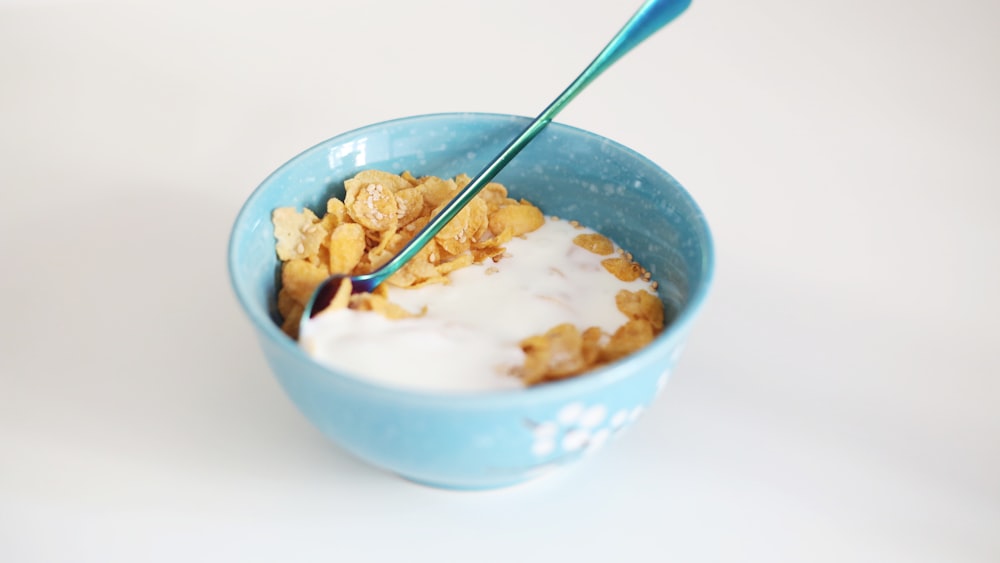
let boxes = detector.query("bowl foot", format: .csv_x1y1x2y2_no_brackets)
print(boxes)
399,474,537,491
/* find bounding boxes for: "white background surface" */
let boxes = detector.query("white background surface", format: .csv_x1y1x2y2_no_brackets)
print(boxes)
2,0,998,561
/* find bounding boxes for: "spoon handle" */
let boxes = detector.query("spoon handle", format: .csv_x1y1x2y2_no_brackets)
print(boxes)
368,0,691,287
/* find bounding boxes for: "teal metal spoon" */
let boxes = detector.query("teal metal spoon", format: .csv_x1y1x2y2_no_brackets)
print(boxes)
303,0,691,324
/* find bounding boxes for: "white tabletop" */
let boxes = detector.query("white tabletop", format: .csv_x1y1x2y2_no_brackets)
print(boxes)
2,0,998,561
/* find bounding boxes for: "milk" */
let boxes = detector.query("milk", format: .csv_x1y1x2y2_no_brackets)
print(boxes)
299,219,656,392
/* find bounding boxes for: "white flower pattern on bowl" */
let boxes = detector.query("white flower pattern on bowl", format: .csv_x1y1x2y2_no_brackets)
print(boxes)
524,366,674,465
526,400,645,460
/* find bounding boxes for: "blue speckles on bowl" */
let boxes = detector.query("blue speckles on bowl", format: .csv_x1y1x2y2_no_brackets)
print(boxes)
227,113,714,490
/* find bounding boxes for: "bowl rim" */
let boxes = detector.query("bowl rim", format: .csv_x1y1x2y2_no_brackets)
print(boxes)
227,111,715,406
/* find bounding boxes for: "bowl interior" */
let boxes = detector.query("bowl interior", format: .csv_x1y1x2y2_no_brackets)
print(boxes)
229,112,713,388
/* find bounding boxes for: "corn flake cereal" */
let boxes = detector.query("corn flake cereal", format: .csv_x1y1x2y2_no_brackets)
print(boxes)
345,170,413,194
520,324,590,385
601,256,644,282
601,319,656,362
328,223,366,274
616,289,665,331
394,188,425,228
348,292,414,320
272,169,666,387
418,176,460,207
273,207,328,261
488,200,545,237
345,182,398,233
281,259,329,305
573,232,614,255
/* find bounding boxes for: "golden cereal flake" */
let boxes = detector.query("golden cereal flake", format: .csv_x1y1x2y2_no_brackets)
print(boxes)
273,207,328,261
488,200,545,237
540,323,590,378
345,182,398,232
520,323,590,385
367,246,394,272
327,277,353,313
400,170,420,186
366,228,414,273
433,202,473,256
394,187,425,228
371,225,400,256
418,176,460,207
349,292,415,320
615,289,665,331
345,170,412,193
306,246,330,271
319,199,349,233
453,173,472,190
280,302,305,339
581,326,604,366
601,319,655,362
520,334,553,385
471,245,508,263
475,223,514,249
477,182,508,212
328,223,366,274
573,232,615,256
387,243,443,288
601,257,643,282
281,259,330,305
277,286,298,319
435,252,474,275
466,197,490,242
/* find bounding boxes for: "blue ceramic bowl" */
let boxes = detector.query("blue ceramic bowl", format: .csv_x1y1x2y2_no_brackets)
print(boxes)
228,113,713,489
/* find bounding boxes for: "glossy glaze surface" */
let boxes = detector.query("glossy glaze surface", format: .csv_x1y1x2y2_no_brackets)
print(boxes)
228,113,714,488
